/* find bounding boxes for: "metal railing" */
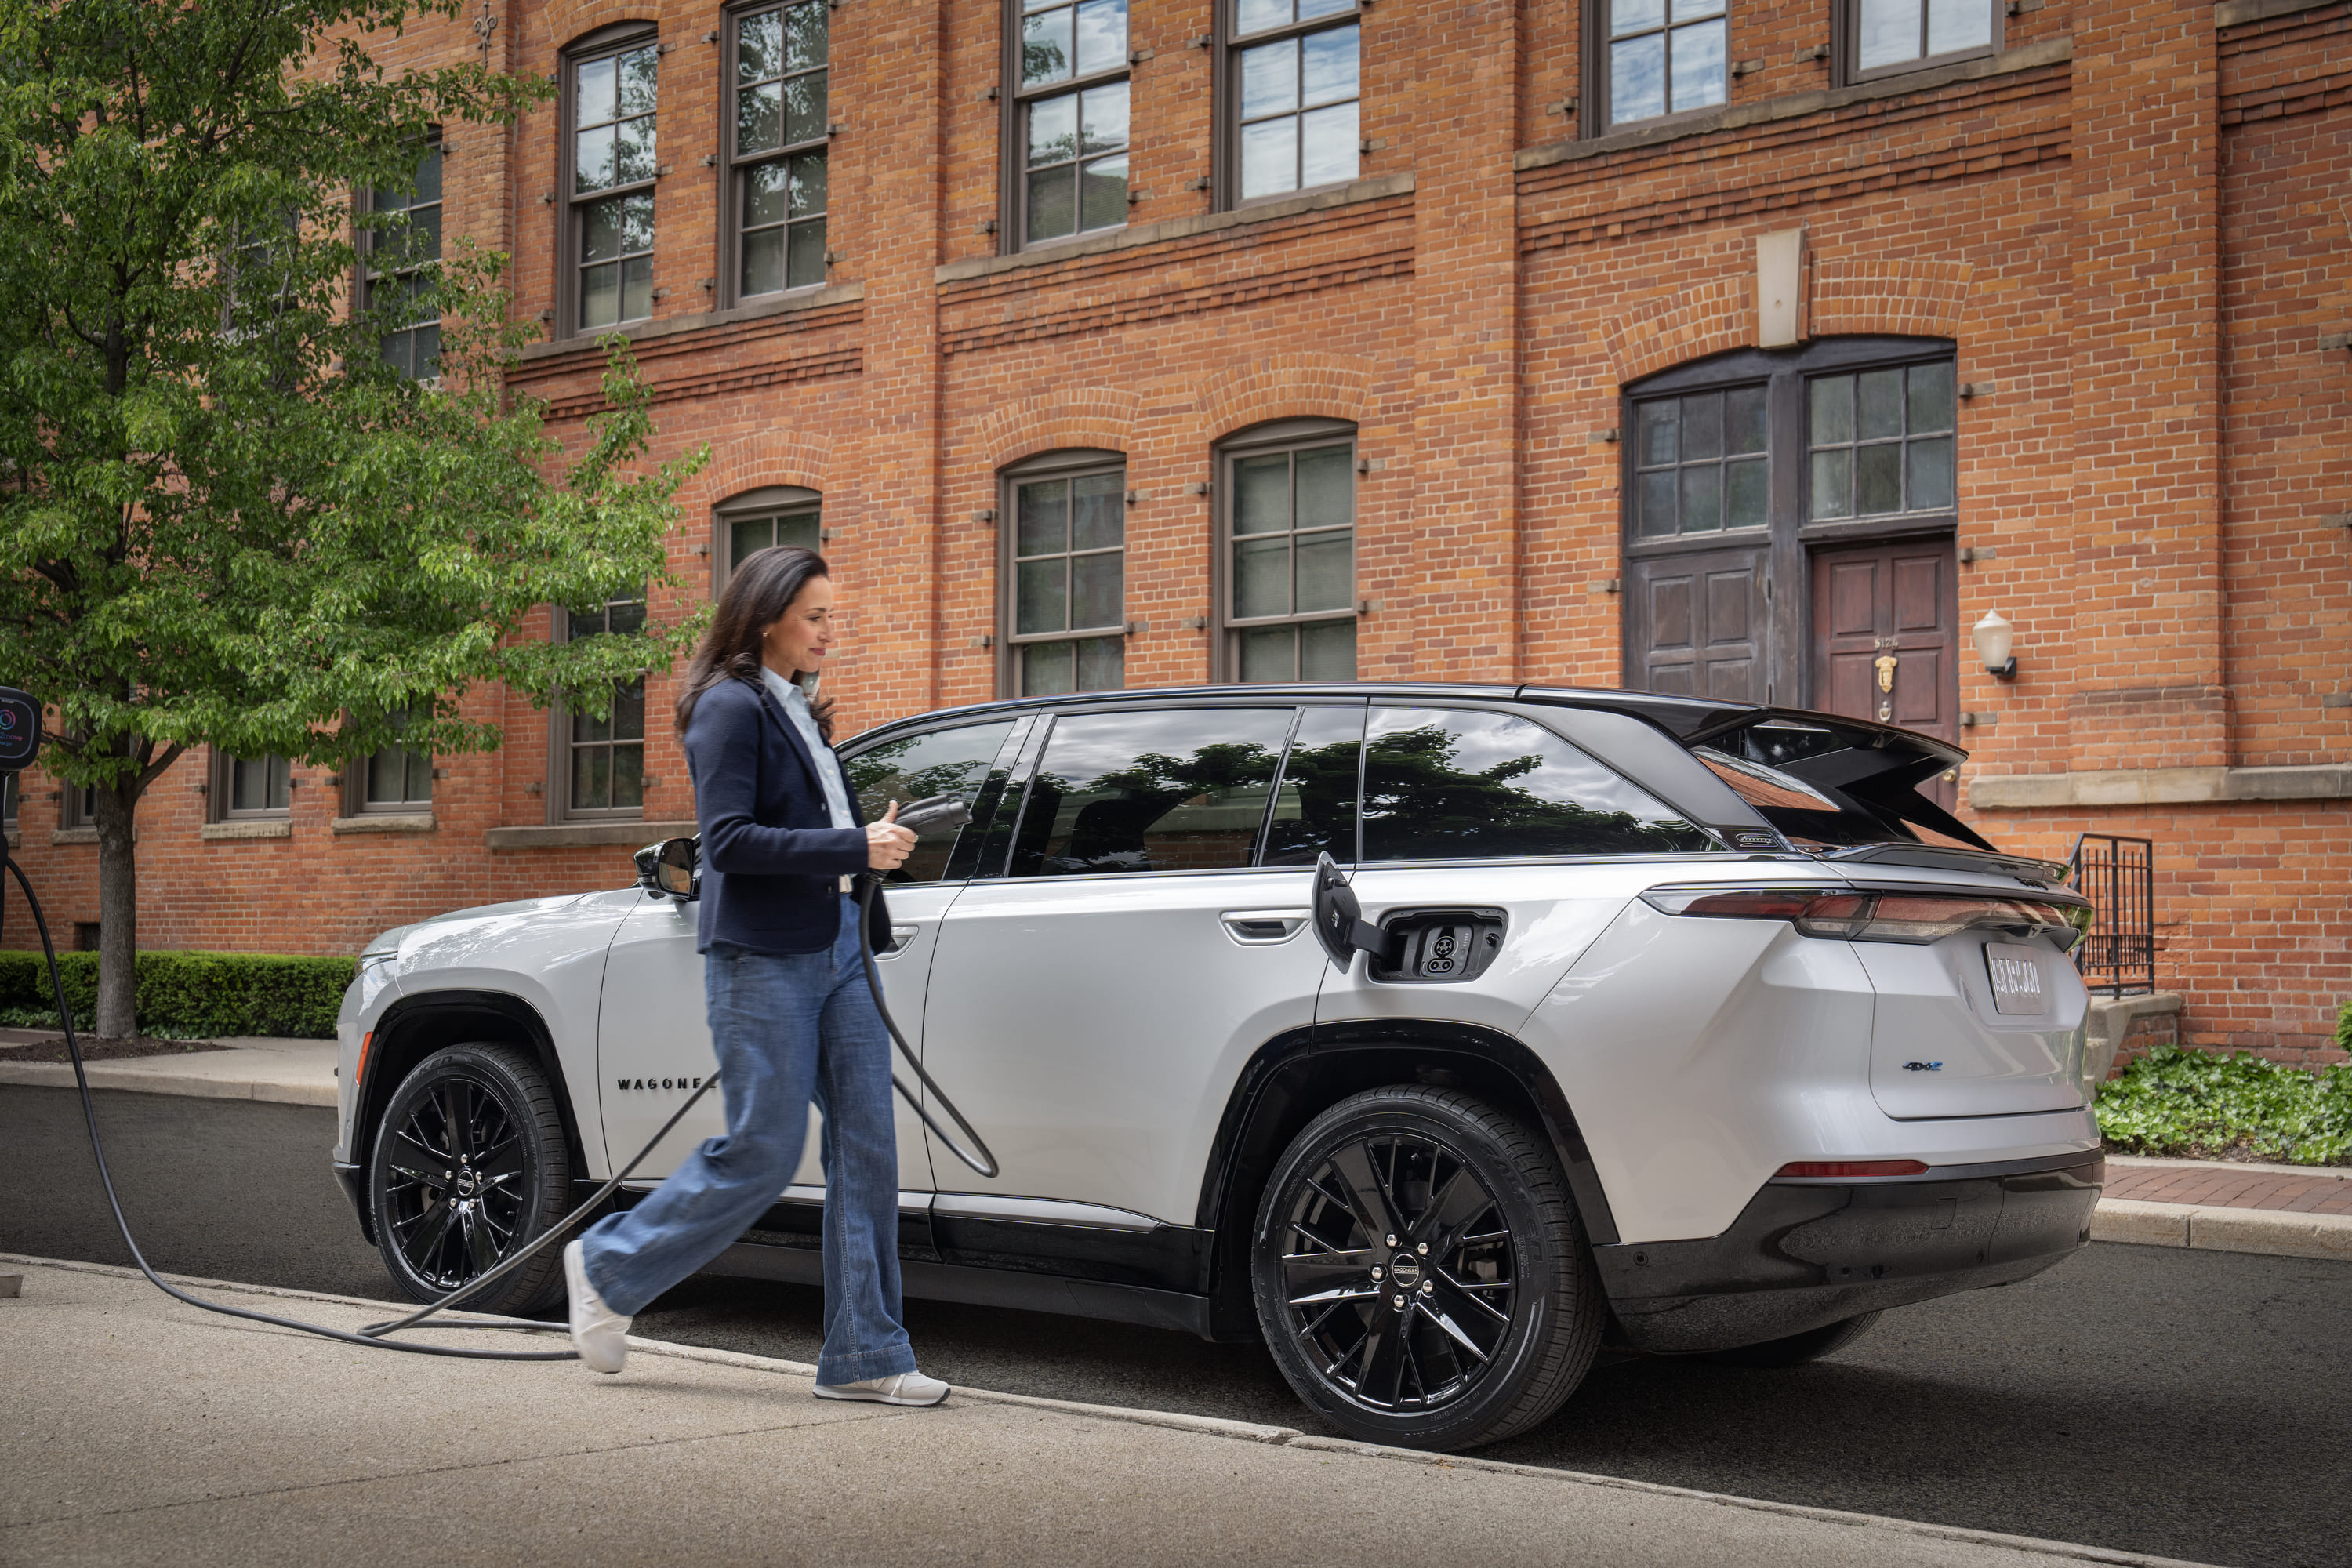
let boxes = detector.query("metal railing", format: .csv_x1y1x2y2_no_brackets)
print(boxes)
2067,833,2155,996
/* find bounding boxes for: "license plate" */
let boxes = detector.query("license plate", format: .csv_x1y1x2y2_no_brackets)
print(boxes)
1984,942,2048,1016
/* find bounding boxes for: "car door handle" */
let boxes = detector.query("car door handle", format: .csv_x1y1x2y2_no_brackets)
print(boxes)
877,924,921,956
1221,909,1309,944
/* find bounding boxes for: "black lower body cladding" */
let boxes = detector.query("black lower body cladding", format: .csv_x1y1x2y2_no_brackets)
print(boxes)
1592,1155,2104,1355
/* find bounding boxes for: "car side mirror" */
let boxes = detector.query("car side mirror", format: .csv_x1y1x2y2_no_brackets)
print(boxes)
1312,852,1393,971
635,835,700,901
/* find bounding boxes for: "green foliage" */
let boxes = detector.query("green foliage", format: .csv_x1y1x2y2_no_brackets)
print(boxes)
2337,1000,2351,1054
2096,1044,2352,1167
0,949,354,1038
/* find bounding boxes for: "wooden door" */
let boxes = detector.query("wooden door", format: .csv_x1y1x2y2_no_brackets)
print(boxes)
1624,545,1768,705
1809,539,1959,782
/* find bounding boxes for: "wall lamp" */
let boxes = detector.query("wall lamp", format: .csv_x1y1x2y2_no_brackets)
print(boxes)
1973,609,2018,681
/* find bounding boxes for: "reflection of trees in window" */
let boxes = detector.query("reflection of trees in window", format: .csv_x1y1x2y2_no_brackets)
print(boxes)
1007,710,1294,876
1016,0,1128,245
733,0,829,296
842,720,1014,883
1233,0,1359,201
1361,711,1713,859
572,38,658,330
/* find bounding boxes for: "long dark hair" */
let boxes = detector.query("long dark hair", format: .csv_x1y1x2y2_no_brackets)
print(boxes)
674,545,834,739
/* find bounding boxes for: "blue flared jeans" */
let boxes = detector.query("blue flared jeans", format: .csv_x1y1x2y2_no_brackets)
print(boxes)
578,895,916,1385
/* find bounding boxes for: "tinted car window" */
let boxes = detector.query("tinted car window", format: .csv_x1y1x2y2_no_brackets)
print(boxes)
1006,709,1294,877
1362,707,1716,860
842,720,1018,883
1261,705,1364,866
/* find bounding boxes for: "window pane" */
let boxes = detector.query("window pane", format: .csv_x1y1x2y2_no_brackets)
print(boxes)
786,0,829,69
1294,445,1352,528
573,745,609,810
792,151,826,216
775,510,822,553
1008,708,1292,877
1074,0,1128,75
1029,93,1078,165
612,742,644,810
1239,624,1294,682
1363,709,1712,860
1261,704,1363,866
786,215,826,286
612,680,645,741
1071,550,1123,630
1082,81,1129,154
1809,449,1853,519
1671,0,1725,17
782,71,827,146
1669,16,1726,113
739,8,780,80
1242,38,1298,118
1858,0,1921,68
1680,391,1722,459
1809,375,1853,445
1295,531,1353,614
1237,0,1290,34
1679,463,1722,532
1857,368,1904,440
1298,0,1352,16
1613,0,1665,36
1017,557,1069,634
1017,478,1069,556
1612,32,1666,123
1298,617,1356,681
1027,165,1076,242
1240,116,1298,199
1907,436,1955,511
1233,453,1290,534
619,47,657,114
1022,640,1074,695
575,125,615,193
739,82,781,154
1072,472,1125,550
1080,154,1128,230
1638,470,1676,535
740,227,785,296
621,193,655,252
1907,361,1955,433
580,261,619,328
1726,384,1767,454
1855,443,1902,514
1725,456,1768,528
615,114,656,185
1023,5,1073,85
732,516,776,568
1638,400,1678,466
619,256,652,321
1929,0,1993,55
1235,534,1290,619
575,55,615,125
842,720,1016,884
1298,101,1358,188
744,160,789,227
1300,24,1359,107
1075,635,1125,692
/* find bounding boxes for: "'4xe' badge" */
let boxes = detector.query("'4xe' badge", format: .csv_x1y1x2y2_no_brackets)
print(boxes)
1901,1061,1944,1073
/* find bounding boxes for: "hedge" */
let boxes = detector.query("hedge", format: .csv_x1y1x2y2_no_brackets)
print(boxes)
0,949,355,1039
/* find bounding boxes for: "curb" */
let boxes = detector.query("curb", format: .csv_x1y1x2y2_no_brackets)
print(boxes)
0,1251,2220,1568
0,1058,337,1106
2089,1198,2352,1261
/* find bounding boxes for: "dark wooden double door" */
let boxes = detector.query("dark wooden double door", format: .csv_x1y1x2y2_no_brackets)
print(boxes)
1624,538,1958,746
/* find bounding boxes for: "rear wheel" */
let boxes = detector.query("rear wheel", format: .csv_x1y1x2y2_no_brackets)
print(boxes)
1701,1311,1883,1368
368,1042,572,1316
1250,1086,1602,1451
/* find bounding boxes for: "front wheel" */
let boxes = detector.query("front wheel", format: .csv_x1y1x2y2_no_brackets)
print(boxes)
1250,1086,1602,1451
368,1042,572,1316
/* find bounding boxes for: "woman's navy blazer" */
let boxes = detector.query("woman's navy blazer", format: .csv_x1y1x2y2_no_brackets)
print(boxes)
683,677,867,955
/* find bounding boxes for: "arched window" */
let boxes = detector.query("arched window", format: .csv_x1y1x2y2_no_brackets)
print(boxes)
714,485,823,587
1217,416,1356,682
1000,448,1127,696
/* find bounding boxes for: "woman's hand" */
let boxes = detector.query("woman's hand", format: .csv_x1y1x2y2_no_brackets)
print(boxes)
866,800,917,870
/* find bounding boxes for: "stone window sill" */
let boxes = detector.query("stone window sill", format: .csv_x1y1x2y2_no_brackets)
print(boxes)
1969,764,2352,810
485,820,695,850
517,284,866,364
935,172,1417,286
51,826,100,846
1515,38,2073,173
201,819,292,840
332,813,437,835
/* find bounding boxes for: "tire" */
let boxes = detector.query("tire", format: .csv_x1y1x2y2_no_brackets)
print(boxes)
368,1042,573,1316
1250,1086,1602,1451
1701,1311,1883,1369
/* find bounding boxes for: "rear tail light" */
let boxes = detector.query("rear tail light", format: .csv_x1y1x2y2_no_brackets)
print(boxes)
1776,1160,1930,1178
1641,885,2083,948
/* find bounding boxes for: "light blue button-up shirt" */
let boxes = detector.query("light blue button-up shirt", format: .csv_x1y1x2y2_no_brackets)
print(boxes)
758,666,855,830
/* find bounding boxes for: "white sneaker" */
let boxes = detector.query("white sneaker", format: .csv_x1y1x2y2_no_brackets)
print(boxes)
812,1370,950,1406
563,1240,631,1375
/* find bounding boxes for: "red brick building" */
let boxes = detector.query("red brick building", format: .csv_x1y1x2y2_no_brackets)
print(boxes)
7,0,2347,1063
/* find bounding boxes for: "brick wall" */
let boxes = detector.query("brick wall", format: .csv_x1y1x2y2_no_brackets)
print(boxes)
5,0,2346,1065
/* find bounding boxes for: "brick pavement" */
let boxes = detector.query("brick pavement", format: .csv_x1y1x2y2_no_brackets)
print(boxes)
2103,1163,2352,1216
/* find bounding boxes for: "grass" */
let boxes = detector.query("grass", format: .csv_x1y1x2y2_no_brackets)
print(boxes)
2096,1038,2352,1167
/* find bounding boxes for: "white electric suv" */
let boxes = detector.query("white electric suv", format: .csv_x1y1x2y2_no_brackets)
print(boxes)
332,684,2104,1450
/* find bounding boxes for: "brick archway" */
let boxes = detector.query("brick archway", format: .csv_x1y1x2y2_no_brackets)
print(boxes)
972,387,1142,470
1603,277,1754,387
681,429,832,519
1196,354,1374,439
1809,259,1973,342
534,0,657,53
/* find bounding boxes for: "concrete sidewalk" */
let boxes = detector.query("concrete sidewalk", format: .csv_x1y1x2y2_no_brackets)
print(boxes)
0,1257,2212,1568
0,1034,336,1106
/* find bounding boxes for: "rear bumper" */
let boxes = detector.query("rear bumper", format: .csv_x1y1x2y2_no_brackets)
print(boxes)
1592,1152,2103,1354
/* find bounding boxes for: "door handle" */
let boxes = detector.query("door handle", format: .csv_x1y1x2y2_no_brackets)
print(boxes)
1221,909,1309,944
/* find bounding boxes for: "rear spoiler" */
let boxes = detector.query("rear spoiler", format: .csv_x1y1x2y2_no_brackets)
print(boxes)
1681,706,1996,853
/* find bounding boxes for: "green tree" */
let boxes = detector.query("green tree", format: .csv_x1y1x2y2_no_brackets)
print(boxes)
0,1,705,1036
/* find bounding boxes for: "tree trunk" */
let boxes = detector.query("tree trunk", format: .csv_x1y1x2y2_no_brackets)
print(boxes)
92,779,139,1039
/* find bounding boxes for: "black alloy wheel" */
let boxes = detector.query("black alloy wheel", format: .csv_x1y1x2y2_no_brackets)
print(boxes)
368,1042,572,1316
1251,1086,1602,1451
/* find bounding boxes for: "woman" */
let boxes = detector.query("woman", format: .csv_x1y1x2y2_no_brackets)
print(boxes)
562,545,946,1406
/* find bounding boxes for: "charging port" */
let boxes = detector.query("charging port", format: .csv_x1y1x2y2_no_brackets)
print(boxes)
1370,909,1506,984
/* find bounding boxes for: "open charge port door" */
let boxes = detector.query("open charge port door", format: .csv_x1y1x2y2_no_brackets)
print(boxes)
1370,909,1507,985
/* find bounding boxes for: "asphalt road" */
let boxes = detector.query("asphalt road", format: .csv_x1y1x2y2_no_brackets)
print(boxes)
5,1084,2345,1568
